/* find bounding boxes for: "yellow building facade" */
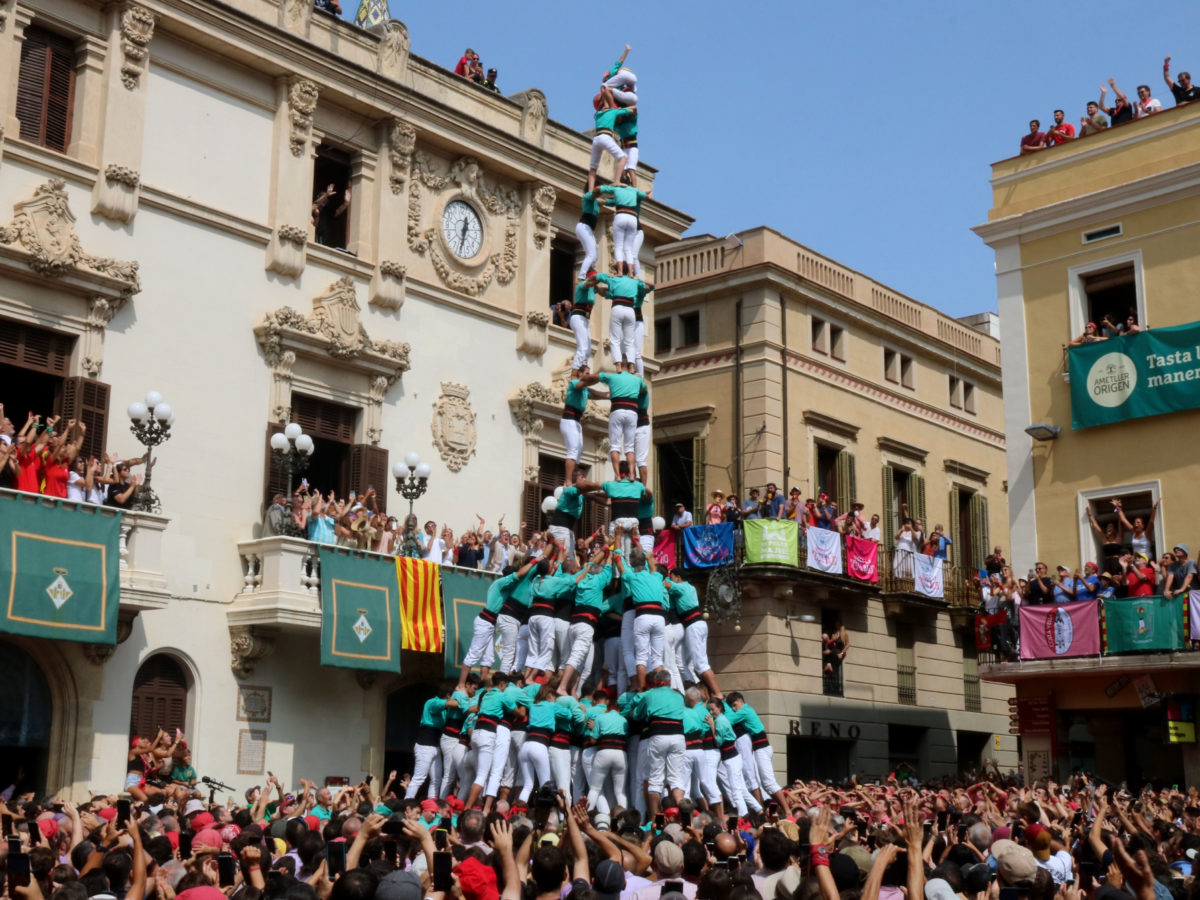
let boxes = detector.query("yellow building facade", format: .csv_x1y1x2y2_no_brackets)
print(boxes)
651,228,1017,781
974,102,1200,785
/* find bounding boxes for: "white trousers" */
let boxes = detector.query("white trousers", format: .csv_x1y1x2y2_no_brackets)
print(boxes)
462,615,496,667
684,620,711,678
628,735,644,814
605,635,624,692
754,745,782,795
548,523,577,561
613,212,638,265
633,613,666,669
517,740,551,802
527,614,556,670
496,614,521,674
608,407,637,455
589,133,625,170
568,315,591,373
406,743,441,798
620,610,637,686
632,230,645,278
455,742,475,800
549,745,573,794
603,68,637,106
573,745,589,802
624,144,639,172
699,748,723,805
515,624,530,672
634,318,646,376
575,221,598,279
635,423,650,468
609,306,637,365
588,748,628,809
717,754,759,815
503,729,524,789
565,621,595,670
439,733,465,796
470,729,495,789
663,621,685,692
644,733,686,794
553,618,571,672
485,724,511,797
735,733,760,792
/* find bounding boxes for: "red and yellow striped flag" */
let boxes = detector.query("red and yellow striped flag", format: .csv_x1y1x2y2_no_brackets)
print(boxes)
395,557,443,652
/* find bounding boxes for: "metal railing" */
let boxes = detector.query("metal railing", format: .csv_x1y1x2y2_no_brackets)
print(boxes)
822,665,844,697
877,548,976,607
897,664,917,705
964,673,982,711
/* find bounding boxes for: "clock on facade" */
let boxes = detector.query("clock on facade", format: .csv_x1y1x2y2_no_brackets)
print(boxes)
441,200,483,259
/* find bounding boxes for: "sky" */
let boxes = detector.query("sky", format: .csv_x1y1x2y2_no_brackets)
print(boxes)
344,2,1185,319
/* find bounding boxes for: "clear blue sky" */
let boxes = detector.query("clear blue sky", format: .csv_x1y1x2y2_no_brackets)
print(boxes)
348,2,1183,319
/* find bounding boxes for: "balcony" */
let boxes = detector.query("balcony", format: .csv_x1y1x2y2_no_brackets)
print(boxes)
964,673,982,712
897,664,917,705
228,536,321,630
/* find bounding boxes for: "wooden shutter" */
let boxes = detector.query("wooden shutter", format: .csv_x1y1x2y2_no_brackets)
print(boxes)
881,465,894,550
291,394,356,443
348,444,389,513
908,473,926,524
948,486,961,565
0,318,74,375
691,436,706,522
263,422,288,513
836,449,856,512
521,482,541,541
970,493,989,573
129,655,188,740
56,377,108,461
17,27,75,152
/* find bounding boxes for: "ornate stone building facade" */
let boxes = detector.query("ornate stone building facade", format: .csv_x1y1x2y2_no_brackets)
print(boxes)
0,0,690,793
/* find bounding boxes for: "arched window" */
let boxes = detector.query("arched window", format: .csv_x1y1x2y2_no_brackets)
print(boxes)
0,641,53,795
129,655,188,740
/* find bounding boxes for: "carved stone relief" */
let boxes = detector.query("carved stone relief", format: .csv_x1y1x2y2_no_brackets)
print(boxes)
407,151,522,296
431,382,477,472
518,89,548,145
92,164,142,224
369,260,407,310
278,0,312,38
531,183,556,250
119,5,155,90
287,79,319,157
388,119,416,194
231,626,276,678
266,224,308,278
376,20,410,81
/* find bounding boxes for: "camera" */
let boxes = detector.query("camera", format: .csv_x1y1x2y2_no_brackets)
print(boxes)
533,783,558,809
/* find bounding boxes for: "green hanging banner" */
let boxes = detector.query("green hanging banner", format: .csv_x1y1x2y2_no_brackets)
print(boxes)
1069,320,1200,429
1103,595,1184,654
743,519,798,565
318,546,402,673
0,491,121,644
441,567,499,677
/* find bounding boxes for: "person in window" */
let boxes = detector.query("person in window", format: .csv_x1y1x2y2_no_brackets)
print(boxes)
1086,504,1129,573
307,492,336,544
1096,571,1118,600
1155,552,1175,593
398,514,424,559
822,618,848,676
482,68,500,92
1069,321,1106,345
722,494,741,524
1046,109,1075,146
671,502,692,529
931,524,953,561
1117,497,1160,560
65,454,95,503
1098,80,1134,126
862,513,882,543
985,545,1007,575
1026,562,1055,605
262,492,288,537
893,517,918,577
42,419,87,498
312,182,351,248
1165,544,1197,600
1080,100,1109,136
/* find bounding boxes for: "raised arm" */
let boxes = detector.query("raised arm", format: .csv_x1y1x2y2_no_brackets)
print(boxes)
1164,57,1175,90
616,43,630,67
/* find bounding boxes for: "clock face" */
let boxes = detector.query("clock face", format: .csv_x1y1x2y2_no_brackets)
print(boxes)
441,200,483,259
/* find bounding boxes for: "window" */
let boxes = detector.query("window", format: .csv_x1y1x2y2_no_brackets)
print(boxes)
949,376,976,413
655,318,672,354
521,455,604,538
895,624,916,706
963,382,976,414
962,640,981,712
814,443,840,499
17,26,76,153
812,317,828,355
1082,264,1137,334
130,654,188,740
884,349,898,383
830,324,846,361
949,486,988,571
949,375,962,409
900,354,915,389
656,439,696,517
549,237,576,311
821,609,844,697
312,144,353,250
678,312,700,347
1084,487,1159,562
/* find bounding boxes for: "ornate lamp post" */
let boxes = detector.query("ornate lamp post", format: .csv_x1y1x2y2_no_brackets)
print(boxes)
126,391,174,513
392,451,431,518
269,422,314,537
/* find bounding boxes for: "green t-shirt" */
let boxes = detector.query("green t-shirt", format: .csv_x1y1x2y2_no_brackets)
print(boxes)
637,491,654,521
594,107,634,133
573,282,595,310
558,484,584,519
599,185,647,210
598,370,644,401
484,571,518,613
575,564,613,611
631,685,685,721
616,113,638,141
624,567,666,610
602,479,646,500
667,580,700,616
564,380,588,413
581,192,600,217
171,764,197,785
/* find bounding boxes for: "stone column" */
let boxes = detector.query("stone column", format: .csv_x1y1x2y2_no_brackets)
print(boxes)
515,182,554,357
265,76,318,278
0,4,35,166
369,117,413,310
90,4,156,223
739,288,785,489
347,147,377,261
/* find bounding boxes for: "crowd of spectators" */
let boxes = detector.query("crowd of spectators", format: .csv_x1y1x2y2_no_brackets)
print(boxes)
0,406,151,510
1018,57,1200,155
670,486,885,543
4,758,1198,900
454,48,500,93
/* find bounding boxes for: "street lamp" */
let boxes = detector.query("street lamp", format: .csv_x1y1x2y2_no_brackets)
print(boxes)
393,451,431,518
269,423,314,537
126,391,174,513
1024,423,1061,442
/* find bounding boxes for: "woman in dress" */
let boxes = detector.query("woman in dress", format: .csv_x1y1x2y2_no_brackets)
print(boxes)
893,518,918,577
706,491,725,525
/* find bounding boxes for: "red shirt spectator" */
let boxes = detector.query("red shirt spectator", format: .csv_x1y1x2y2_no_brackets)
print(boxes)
16,446,42,493
1046,110,1075,146
454,48,477,78
1019,120,1046,154
1126,555,1156,597
43,459,69,498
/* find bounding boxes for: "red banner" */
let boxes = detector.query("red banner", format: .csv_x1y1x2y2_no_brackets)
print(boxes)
1018,600,1101,660
653,529,677,569
846,536,879,583
975,612,1007,650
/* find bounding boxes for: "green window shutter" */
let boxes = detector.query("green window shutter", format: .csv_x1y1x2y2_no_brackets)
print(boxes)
881,465,895,551
970,493,989,572
949,486,961,565
691,436,706,522
836,449,855,512
909,473,926,524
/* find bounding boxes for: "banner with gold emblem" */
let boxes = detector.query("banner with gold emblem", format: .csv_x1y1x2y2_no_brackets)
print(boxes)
318,546,402,673
0,490,121,644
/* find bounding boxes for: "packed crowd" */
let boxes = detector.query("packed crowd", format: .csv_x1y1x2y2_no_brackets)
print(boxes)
454,49,500,93
1018,57,1200,154
1069,313,1142,346
4,754,1197,900
0,407,151,510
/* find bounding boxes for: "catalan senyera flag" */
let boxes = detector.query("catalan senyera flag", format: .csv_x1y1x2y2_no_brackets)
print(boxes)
396,557,443,652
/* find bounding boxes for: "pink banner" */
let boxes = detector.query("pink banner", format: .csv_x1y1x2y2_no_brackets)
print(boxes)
1190,591,1200,641
1018,600,1101,660
653,529,677,569
846,536,879,583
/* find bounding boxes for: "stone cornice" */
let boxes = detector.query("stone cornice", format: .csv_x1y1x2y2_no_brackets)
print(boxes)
801,410,860,441
876,436,930,462
944,459,990,484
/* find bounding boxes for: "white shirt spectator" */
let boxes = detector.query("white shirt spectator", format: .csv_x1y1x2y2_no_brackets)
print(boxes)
66,471,86,503
423,537,445,562
1039,850,1074,885
1136,97,1163,118
862,525,882,543
672,509,693,528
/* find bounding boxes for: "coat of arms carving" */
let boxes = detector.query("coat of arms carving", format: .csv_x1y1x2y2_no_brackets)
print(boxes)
431,382,477,472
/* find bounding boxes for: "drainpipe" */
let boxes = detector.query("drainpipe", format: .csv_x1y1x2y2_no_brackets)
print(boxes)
780,293,789,488
734,298,743,497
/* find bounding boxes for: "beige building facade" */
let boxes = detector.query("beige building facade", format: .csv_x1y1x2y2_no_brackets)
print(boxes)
974,101,1200,786
0,0,692,795
652,228,1017,781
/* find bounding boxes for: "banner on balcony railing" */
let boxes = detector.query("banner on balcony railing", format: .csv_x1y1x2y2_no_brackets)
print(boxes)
653,529,677,569
1189,591,1200,641
846,536,879,583
682,523,734,569
743,519,797,565
1018,600,1101,660
1068,319,1200,429
0,492,120,644
805,527,842,574
1103,595,1184,654
442,567,499,677
975,612,1008,650
912,554,944,598
319,547,402,673
396,557,442,653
